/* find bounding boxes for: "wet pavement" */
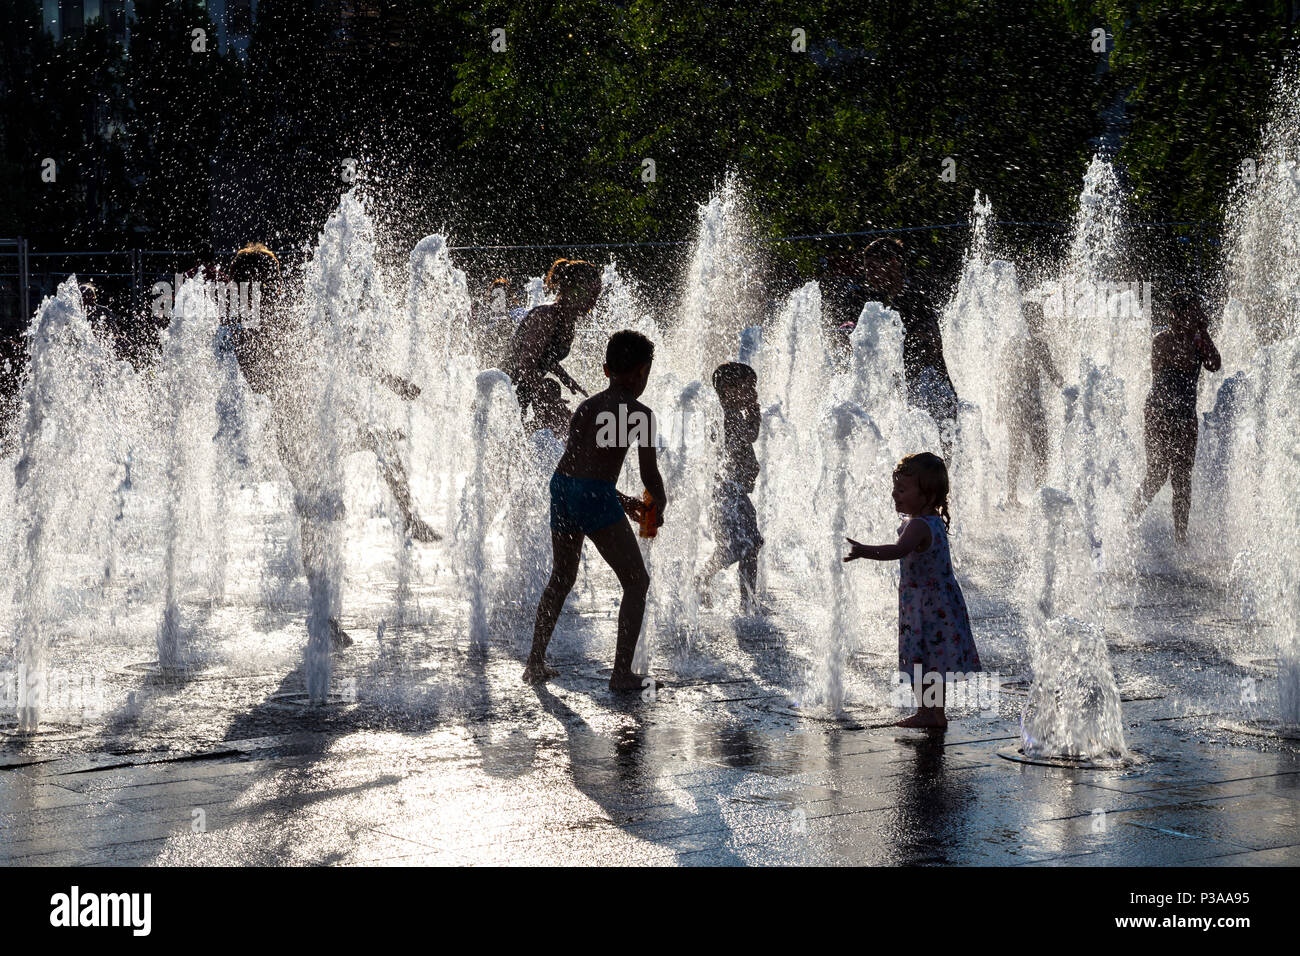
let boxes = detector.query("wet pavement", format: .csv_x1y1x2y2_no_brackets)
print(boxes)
3,638,1300,866
3,501,1299,866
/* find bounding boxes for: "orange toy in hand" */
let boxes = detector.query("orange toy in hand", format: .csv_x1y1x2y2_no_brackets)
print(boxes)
639,490,658,539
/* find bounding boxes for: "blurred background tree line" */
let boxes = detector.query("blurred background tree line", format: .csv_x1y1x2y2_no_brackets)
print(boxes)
1,0,1298,288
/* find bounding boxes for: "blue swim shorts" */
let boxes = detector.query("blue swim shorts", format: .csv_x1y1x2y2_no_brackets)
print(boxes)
549,472,626,536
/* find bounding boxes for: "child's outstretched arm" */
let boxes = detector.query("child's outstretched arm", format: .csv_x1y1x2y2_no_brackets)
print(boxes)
550,362,589,397
844,519,931,562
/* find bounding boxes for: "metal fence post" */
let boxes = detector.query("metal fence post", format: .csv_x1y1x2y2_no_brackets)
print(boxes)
19,237,29,324
132,249,142,306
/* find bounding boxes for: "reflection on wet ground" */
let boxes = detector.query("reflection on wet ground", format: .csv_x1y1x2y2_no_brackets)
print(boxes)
4,662,1299,864
3,536,1299,865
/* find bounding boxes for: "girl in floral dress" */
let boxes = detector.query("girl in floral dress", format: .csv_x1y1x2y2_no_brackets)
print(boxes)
844,452,981,729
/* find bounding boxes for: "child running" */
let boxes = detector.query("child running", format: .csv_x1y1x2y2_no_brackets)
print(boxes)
696,362,764,613
844,452,980,729
523,330,667,691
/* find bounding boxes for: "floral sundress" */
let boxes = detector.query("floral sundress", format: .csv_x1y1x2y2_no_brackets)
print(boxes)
898,515,981,680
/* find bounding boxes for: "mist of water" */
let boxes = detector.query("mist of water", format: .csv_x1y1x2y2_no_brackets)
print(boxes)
8,279,139,726
1210,67,1300,727
7,110,1300,749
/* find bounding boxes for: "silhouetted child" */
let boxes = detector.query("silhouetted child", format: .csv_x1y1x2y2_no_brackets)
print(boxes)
477,276,519,367
844,452,980,730
696,362,763,613
224,243,440,650
1132,290,1221,544
862,238,958,455
531,376,571,438
1003,300,1063,506
506,259,597,417
524,330,667,691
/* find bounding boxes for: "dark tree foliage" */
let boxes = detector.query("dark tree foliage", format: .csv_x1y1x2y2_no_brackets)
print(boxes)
0,0,1295,284
1101,0,1300,226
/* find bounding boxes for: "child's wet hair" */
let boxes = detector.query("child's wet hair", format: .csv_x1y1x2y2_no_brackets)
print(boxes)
862,236,905,265
894,452,952,528
545,259,601,294
228,242,281,286
1165,289,1207,328
605,329,654,375
712,361,756,391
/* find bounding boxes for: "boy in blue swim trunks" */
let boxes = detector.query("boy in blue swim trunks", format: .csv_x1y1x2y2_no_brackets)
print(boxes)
523,330,668,690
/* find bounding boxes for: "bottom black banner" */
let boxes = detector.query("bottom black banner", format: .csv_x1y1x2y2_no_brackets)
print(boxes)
0,865,1280,941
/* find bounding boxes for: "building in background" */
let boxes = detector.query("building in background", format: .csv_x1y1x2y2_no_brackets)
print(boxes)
205,0,256,56
333,0,417,51
41,1,132,46
40,1,259,56
36,2,422,60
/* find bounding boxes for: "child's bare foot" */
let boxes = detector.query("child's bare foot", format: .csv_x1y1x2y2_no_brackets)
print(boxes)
894,712,946,730
609,672,663,692
522,659,559,683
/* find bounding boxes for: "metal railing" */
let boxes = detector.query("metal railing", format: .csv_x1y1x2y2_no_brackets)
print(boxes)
0,238,30,332
0,223,1219,329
